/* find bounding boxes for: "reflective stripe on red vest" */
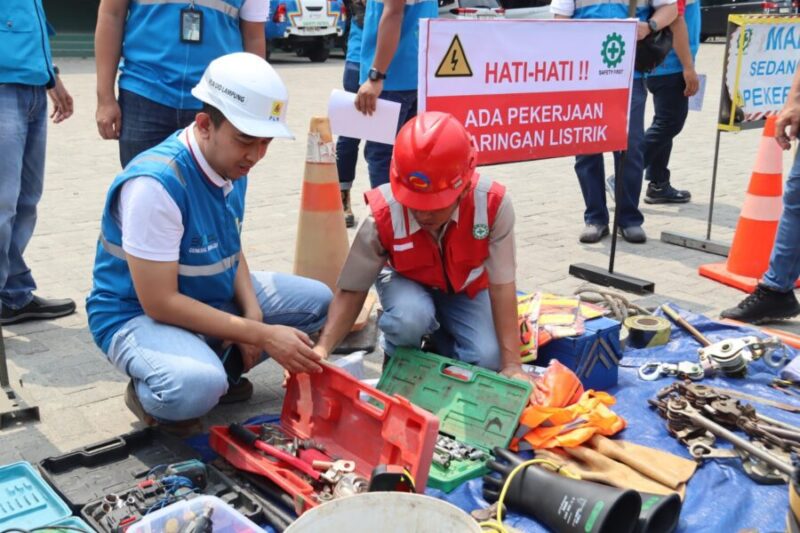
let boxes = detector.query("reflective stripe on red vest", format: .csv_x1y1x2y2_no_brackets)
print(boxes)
365,175,505,298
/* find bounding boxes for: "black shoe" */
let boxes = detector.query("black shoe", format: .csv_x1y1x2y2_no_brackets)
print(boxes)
618,225,647,244
644,182,692,204
219,377,254,404
579,224,610,244
124,380,203,437
720,284,800,324
0,295,76,325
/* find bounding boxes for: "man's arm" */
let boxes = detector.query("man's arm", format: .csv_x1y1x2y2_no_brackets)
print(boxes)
95,0,128,140
355,0,404,115
489,281,530,381
639,2,678,40
314,217,387,356
313,289,370,358
670,15,699,96
776,67,800,150
233,252,262,322
127,256,323,373
240,20,267,59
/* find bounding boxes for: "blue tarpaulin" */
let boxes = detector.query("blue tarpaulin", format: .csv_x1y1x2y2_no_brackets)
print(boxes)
429,308,798,532
189,307,799,532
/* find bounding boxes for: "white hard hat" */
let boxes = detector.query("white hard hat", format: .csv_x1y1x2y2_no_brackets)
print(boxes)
192,52,293,139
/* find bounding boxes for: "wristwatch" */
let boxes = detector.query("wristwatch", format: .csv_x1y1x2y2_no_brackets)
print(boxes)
368,67,386,82
648,19,659,33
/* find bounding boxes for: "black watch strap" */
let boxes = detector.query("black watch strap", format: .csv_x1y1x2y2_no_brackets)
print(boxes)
369,67,386,81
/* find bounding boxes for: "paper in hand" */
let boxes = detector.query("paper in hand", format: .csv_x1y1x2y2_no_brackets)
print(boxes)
328,89,401,145
689,74,707,112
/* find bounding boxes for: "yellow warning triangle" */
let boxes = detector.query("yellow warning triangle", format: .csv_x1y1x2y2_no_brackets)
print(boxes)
435,35,473,78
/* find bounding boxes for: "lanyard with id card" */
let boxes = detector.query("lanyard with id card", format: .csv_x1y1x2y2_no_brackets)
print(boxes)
180,1,203,43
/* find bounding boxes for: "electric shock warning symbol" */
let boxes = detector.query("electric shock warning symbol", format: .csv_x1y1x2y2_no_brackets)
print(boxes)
435,35,473,78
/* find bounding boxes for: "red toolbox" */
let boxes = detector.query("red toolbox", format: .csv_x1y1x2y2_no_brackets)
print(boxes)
209,363,439,515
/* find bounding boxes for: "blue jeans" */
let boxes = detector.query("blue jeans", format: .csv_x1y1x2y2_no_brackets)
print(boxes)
119,89,198,168
574,78,647,228
364,90,418,188
375,269,501,370
336,61,361,191
0,84,46,310
763,151,800,292
105,272,332,421
644,72,689,185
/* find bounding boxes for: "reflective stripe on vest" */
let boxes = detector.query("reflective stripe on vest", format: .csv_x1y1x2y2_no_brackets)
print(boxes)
376,186,410,240
460,266,486,292
98,233,239,277
378,177,493,241
134,0,239,18
127,154,187,186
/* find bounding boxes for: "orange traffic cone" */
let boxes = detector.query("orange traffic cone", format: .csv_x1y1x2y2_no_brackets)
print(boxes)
699,116,798,292
293,117,350,292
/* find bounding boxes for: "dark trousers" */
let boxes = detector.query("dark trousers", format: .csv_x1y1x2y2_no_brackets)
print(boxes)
336,61,361,191
118,89,199,168
574,78,646,228
644,72,689,186
364,89,418,188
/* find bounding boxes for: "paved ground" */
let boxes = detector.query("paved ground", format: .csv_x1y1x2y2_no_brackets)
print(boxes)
1,43,798,465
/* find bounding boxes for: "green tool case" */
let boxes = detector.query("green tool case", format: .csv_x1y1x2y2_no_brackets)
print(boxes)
377,348,533,492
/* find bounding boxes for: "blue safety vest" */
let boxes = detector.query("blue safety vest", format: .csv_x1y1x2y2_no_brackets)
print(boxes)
360,0,438,91
571,0,655,78
119,0,245,110
0,0,55,86
86,133,247,353
651,0,700,76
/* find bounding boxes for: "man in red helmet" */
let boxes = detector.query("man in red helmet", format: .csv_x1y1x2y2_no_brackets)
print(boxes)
313,112,529,382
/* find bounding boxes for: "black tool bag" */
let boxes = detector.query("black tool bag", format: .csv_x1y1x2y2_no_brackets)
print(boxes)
630,0,673,73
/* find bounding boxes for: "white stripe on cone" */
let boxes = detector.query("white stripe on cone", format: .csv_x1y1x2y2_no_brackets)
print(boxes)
740,193,783,222
753,136,783,175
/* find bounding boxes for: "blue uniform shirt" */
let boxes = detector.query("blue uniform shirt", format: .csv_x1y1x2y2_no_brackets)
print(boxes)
119,0,245,110
651,0,700,76
551,0,678,78
0,0,56,86
360,0,438,91
346,19,363,64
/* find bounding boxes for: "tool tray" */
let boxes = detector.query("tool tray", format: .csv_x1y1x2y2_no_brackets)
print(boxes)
80,463,263,532
38,427,264,530
0,461,71,530
209,363,439,515
377,348,533,492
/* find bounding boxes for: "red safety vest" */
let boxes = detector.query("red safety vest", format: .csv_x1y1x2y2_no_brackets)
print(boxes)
365,175,506,298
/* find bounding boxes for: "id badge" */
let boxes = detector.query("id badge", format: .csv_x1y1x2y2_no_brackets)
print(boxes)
180,8,203,43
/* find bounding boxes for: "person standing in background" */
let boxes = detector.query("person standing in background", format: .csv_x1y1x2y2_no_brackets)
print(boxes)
642,0,700,205
337,0,366,228
354,0,438,188
94,0,269,168
0,0,77,325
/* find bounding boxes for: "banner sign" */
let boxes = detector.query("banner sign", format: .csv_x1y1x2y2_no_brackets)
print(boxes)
723,15,800,128
418,19,636,165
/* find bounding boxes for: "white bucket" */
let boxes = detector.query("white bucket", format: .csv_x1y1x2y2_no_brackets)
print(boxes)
285,492,482,533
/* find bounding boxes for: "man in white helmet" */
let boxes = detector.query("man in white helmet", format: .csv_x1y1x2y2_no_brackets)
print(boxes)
86,53,331,434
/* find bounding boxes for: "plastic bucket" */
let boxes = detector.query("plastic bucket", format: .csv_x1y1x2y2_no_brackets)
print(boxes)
285,493,482,533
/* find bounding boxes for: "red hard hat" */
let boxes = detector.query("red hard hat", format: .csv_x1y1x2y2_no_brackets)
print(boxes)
389,112,477,211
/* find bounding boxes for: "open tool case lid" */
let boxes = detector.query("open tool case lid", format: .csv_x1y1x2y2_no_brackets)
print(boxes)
281,363,439,487
377,348,533,452
209,363,439,514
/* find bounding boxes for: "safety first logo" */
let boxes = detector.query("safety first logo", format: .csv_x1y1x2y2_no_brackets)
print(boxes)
436,35,473,78
599,32,625,75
